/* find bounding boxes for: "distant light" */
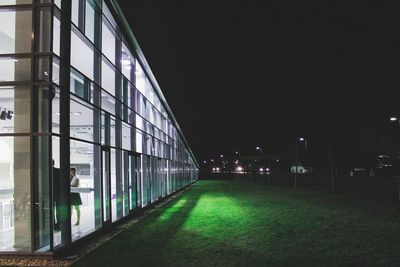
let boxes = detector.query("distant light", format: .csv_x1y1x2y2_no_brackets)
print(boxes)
276,159,279,162
299,137,305,141
203,160,207,164
266,168,270,172
256,146,260,150
216,167,220,171
43,71,49,76
390,117,397,121
211,159,214,162
220,155,224,158
235,166,243,172
259,168,264,172
235,151,239,154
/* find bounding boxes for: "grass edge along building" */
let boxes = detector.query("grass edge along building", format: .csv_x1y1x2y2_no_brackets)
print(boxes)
0,0,198,256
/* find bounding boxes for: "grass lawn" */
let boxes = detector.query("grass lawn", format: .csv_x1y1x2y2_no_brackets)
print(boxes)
74,179,400,267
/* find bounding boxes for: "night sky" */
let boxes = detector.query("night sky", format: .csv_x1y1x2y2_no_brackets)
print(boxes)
118,0,400,163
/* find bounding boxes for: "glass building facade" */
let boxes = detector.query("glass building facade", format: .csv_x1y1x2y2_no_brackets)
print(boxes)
0,0,198,254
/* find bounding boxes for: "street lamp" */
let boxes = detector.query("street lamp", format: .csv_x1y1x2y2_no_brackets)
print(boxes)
389,117,400,202
299,137,307,151
294,138,307,187
256,146,263,154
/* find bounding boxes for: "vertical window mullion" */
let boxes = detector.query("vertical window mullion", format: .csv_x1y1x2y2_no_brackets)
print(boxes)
78,0,85,31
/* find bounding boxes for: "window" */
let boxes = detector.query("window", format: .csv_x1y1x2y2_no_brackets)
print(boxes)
0,0,32,5
0,57,31,82
101,19,116,64
101,90,116,116
122,122,131,150
0,136,31,252
85,0,101,47
70,140,102,241
121,42,134,81
53,13,61,56
0,86,30,134
71,27,94,80
70,96,99,143
101,58,115,95
70,69,88,99
71,0,81,27
135,63,146,94
54,0,61,8
0,9,31,54
136,129,143,153
51,87,60,134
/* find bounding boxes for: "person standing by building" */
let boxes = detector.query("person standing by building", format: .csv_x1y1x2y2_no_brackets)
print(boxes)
70,167,82,226
53,160,61,231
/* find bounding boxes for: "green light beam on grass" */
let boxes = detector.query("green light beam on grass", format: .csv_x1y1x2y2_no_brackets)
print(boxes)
158,198,188,222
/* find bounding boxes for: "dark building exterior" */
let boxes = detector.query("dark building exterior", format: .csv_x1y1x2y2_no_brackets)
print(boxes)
0,0,198,255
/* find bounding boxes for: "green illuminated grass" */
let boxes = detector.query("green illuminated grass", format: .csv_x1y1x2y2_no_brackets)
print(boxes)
74,180,400,266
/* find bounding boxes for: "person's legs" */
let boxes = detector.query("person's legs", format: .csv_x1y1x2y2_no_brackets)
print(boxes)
75,206,80,225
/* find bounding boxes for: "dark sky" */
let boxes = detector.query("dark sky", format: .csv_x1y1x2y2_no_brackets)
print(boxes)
118,0,400,162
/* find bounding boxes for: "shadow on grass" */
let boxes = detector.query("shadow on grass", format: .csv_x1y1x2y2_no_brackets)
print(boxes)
73,185,202,267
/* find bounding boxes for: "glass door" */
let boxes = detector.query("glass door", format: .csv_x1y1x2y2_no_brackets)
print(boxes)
101,147,111,224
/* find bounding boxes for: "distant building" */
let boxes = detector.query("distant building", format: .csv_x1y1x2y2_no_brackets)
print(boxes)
0,0,198,255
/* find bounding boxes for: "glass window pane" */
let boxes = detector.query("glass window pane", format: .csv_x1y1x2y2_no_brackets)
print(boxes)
101,90,115,116
0,0,31,5
0,57,31,82
52,57,60,85
0,9,32,54
71,0,80,26
37,86,51,133
54,0,61,8
53,13,61,56
71,28,94,80
0,86,31,134
70,96,95,142
51,87,60,134
33,136,51,251
70,140,102,241
85,0,96,43
121,42,134,81
101,19,115,64
136,130,143,153
70,69,87,99
135,63,145,94
122,122,130,150
36,7,51,53
101,58,115,95
0,136,31,252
